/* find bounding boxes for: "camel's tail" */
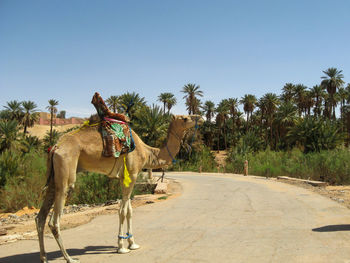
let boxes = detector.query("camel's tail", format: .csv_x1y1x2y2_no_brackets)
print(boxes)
42,149,55,193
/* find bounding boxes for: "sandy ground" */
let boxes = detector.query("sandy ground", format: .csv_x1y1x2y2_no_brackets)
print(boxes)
27,124,80,139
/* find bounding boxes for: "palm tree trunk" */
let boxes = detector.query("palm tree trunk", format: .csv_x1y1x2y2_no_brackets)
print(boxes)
50,110,53,144
217,129,220,150
224,123,227,150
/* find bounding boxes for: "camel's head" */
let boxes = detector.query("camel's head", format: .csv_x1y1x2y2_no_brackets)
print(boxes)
171,115,204,131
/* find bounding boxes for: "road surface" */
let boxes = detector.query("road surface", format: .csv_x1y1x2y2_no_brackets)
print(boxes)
2,172,350,263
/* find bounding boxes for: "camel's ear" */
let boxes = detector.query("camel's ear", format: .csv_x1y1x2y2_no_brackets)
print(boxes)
171,115,176,121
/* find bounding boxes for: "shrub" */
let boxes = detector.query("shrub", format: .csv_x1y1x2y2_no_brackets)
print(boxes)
170,146,217,172
226,147,350,185
0,151,46,211
68,172,122,205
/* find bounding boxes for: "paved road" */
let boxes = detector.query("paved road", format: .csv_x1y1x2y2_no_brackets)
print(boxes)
2,173,350,263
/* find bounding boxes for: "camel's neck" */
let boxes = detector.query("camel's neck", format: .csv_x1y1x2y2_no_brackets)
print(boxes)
143,122,184,169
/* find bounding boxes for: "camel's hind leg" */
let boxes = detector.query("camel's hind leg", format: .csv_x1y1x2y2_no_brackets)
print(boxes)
48,186,79,263
48,152,79,263
35,182,55,263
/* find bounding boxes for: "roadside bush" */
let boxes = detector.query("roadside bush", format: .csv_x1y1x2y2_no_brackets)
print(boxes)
0,151,46,211
170,145,217,172
68,172,122,205
226,148,350,185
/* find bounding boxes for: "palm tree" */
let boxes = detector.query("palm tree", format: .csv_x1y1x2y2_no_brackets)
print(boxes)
118,92,146,120
321,67,345,119
303,90,314,116
46,99,59,145
157,92,177,114
133,104,169,147
275,102,298,148
4,100,23,121
181,83,203,115
201,120,216,148
346,83,350,104
261,93,280,146
293,84,307,117
201,100,216,122
338,87,348,125
310,85,325,117
22,135,41,153
240,94,257,123
281,83,295,103
215,100,229,150
0,120,20,152
43,129,61,149
287,117,343,153
106,95,120,113
21,100,39,134
166,96,177,114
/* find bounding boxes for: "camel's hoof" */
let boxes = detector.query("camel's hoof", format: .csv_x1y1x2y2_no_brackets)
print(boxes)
118,247,130,254
40,255,49,263
129,243,140,250
67,257,80,263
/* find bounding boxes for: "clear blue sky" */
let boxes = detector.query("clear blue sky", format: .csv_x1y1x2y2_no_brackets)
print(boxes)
1,0,349,117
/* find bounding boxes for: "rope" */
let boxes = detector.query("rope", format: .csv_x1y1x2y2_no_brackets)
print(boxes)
166,144,177,164
118,233,133,239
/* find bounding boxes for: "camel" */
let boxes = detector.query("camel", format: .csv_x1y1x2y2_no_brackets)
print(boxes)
35,114,203,263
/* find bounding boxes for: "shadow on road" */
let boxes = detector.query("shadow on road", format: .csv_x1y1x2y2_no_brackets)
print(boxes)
312,224,350,232
0,245,117,263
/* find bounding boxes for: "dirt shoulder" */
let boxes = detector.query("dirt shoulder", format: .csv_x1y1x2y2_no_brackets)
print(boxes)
276,177,350,209
0,179,182,245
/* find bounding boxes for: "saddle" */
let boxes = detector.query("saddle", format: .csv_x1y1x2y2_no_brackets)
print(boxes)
91,92,135,158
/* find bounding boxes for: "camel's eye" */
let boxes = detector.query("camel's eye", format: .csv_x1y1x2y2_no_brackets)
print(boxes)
183,117,188,122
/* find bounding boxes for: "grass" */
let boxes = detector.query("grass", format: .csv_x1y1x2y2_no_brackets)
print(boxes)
226,148,350,185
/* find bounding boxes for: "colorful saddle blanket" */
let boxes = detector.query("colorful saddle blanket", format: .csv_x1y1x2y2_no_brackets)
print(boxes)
90,92,135,158
101,118,135,158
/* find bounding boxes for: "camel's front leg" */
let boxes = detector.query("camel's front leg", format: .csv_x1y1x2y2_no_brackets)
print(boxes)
118,198,131,254
118,175,140,253
126,199,140,250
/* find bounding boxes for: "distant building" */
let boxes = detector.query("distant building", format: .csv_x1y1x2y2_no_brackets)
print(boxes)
36,112,85,125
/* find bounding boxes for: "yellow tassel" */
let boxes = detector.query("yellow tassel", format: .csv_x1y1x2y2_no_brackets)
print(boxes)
123,156,131,187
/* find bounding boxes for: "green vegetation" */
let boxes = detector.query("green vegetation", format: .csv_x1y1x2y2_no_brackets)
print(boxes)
68,173,122,205
2,69,350,211
226,148,350,185
170,145,217,173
